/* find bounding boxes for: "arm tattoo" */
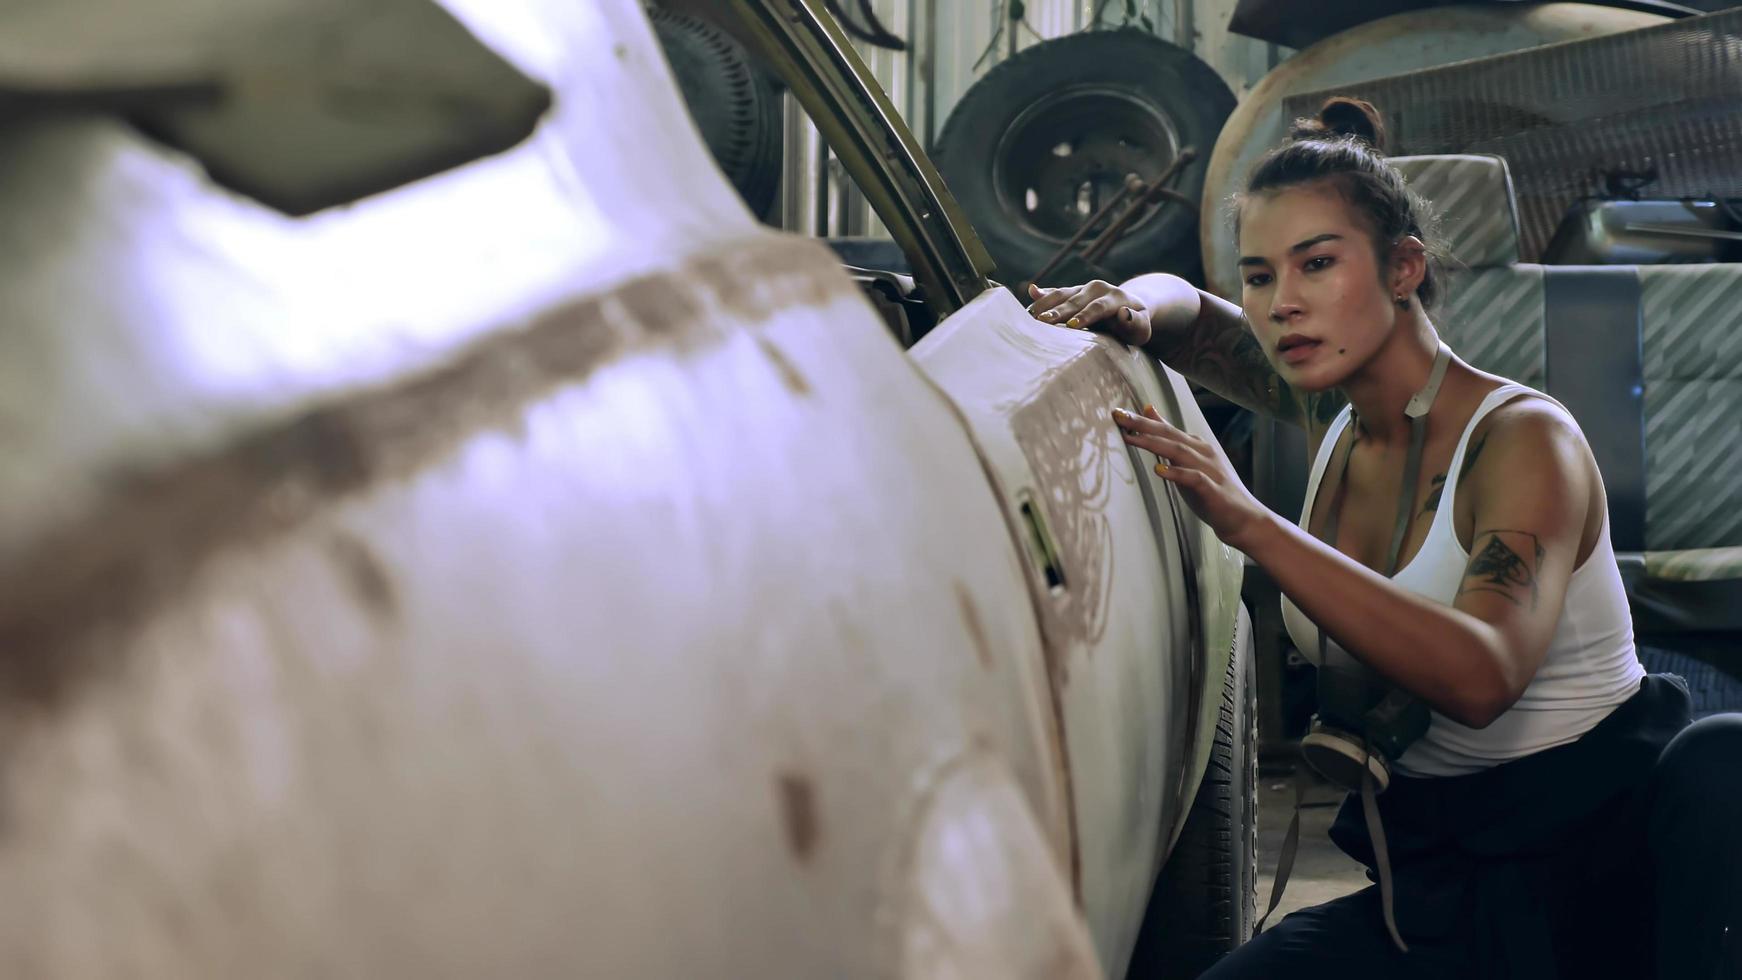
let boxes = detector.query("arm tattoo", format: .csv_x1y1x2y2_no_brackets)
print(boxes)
1457,431,1491,484
1420,473,1447,517
1153,315,1301,424
1456,529,1546,609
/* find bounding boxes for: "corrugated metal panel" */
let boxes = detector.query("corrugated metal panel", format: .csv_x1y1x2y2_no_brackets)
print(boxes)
1025,0,1081,40
840,0,909,237
778,92,823,234
929,0,997,138
1192,0,1281,99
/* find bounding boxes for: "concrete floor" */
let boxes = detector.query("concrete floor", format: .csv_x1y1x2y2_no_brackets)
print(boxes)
1255,769,1371,921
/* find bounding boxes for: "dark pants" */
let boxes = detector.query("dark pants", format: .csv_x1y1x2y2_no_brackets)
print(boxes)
1202,709,1742,980
1651,712,1742,980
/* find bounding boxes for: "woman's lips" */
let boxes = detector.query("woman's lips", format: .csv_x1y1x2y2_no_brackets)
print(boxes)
1279,339,1322,365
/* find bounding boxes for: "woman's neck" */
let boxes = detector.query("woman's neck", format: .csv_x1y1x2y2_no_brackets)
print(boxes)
1341,316,1444,447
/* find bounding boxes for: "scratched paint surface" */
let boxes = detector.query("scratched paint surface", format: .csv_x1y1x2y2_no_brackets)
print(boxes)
913,289,1221,975
0,0,1249,975
0,0,1117,976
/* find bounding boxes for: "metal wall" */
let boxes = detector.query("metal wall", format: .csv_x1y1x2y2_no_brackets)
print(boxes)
778,0,1287,239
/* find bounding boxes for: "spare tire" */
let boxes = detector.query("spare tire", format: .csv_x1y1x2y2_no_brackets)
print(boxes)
933,30,1235,289
649,6,784,218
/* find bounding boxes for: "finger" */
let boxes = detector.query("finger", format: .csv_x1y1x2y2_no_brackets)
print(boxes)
1070,295,1126,330
1120,430,1178,460
1112,416,1186,456
1139,406,1220,458
1119,428,1198,464
1111,405,1169,436
1029,285,1077,320
1136,404,1199,442
1152,462,1204,486
1036,283,1106,325
1114,411,1211,467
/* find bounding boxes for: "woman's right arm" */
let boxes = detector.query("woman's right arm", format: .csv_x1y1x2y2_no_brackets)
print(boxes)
1028,274,1327,430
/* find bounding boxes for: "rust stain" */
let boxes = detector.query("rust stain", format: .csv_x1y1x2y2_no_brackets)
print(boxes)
776,771,819,862
326,533,399,623
755,336,812,396
954,580,994,670
615,267,706,337
0,232,857,710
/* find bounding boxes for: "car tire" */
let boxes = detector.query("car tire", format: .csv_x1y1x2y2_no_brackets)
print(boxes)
649,6,784,218
931,30,1234,290
1126,613,1258,978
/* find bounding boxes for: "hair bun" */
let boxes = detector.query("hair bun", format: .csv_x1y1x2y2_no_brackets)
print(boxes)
1288,96,1388,153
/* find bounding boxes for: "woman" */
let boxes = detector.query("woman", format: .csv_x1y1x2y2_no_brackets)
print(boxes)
1027,99,1710,977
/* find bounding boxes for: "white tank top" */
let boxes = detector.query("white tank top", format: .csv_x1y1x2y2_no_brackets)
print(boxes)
1280,383,1646,777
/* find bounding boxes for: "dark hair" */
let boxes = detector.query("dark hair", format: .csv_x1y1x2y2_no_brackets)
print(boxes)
1239,97,1442,308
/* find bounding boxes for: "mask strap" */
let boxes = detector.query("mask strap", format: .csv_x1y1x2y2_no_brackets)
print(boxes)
1256,765,1313,934
1362,741,1409,953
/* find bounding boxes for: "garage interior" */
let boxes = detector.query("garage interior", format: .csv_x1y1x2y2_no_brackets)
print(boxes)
5,0,1740,976
661,0,1742,974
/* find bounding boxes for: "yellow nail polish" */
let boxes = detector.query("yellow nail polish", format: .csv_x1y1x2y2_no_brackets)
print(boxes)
1155,462,1170,474
1066,317,1080,329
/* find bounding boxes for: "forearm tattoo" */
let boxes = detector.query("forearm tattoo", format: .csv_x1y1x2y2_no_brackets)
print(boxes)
1457,529,1546,609
1154,316,1302,424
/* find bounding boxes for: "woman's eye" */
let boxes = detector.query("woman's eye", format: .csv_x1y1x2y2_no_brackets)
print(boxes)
1244,273,1272,288
1305,256,1335,272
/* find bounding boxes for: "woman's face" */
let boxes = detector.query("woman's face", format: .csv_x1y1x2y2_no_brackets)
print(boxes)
1236,185,1399,393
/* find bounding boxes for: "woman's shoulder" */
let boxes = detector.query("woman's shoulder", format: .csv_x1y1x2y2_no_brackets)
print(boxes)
1468,382,1583,451
1460,384,1596,503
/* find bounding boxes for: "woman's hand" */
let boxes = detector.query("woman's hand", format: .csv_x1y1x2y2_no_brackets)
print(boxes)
1112,404,1275,552
1027,281,1152,347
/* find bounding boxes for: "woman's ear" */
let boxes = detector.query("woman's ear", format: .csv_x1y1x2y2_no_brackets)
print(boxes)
1392,235,1428,298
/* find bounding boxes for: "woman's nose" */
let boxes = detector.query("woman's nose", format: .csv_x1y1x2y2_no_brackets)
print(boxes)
1269,296,1304,323
1269,271,1306,322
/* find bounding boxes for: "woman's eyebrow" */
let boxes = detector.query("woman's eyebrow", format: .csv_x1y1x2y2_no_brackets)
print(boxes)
1290,233,1344,253
1238,232,1344,267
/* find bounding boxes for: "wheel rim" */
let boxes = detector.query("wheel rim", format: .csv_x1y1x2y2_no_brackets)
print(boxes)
990,85,1183,245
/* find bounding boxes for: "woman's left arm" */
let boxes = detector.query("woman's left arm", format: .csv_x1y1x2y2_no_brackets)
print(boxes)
1115,402,1592,728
